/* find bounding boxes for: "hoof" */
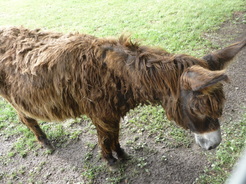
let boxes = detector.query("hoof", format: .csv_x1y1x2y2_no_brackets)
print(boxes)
105,155,119,171
117,149,131,161
38,136,55,152
42,140,55,152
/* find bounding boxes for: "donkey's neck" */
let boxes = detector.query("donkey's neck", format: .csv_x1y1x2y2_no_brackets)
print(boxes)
100,38,208,122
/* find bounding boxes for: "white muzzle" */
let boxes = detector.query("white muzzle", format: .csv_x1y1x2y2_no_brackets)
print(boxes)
194,129,222,150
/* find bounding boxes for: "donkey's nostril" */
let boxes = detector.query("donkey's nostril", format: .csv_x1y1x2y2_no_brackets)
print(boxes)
207,146,213,150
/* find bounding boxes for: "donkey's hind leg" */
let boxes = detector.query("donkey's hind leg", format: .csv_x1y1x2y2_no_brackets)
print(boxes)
18,113,54,150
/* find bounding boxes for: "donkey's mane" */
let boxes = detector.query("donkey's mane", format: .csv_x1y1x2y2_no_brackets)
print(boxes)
101,36,208,126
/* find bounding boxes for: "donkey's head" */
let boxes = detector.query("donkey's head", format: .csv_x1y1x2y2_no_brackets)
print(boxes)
179,39,246,150
180,66,228,149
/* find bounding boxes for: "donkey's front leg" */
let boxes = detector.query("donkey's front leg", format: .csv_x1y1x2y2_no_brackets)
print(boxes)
92,117,122,168
94,124,117,166
109,121,129,161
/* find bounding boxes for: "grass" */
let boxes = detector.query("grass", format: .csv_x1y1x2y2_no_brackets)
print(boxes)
0,0,245,54
0,0,245,183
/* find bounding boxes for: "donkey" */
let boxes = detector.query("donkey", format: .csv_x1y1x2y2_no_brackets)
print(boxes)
0,27,245,167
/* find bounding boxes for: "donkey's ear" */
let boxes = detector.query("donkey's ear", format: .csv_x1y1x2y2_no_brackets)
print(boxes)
181,66,229,92
203,39,246,71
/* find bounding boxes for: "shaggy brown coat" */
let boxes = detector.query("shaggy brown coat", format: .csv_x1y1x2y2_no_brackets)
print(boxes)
0,27,245,166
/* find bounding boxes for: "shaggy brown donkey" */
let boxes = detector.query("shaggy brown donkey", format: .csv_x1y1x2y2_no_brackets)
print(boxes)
0,27,245,167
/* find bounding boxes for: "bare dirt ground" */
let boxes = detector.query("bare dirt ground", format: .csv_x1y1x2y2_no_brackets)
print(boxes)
0,12,245,184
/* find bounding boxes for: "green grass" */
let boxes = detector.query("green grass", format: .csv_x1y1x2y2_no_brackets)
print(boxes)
0,0,245,54
0,0,246,183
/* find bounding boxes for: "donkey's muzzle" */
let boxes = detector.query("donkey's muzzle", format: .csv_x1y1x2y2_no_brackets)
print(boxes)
194,129,221,150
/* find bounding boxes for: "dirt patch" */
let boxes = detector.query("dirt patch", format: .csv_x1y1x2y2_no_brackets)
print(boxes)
204,11,246,123
0,12,245,184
